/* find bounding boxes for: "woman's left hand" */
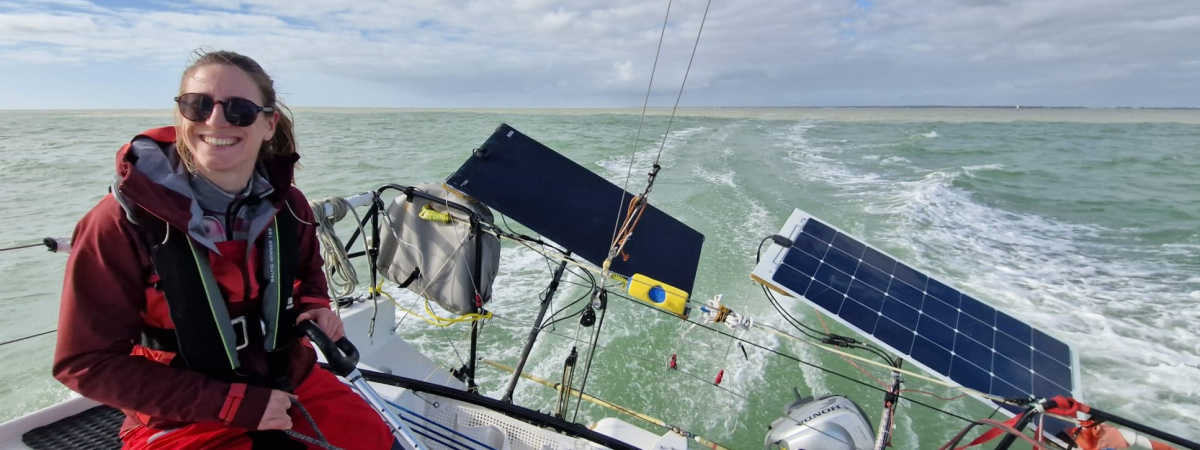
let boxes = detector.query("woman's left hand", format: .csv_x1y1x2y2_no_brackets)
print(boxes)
296,308,345,341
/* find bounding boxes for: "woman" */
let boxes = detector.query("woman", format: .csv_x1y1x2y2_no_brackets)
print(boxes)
53,50,396,450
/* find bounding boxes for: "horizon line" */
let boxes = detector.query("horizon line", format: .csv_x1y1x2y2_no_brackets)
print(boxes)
3,105,1199,112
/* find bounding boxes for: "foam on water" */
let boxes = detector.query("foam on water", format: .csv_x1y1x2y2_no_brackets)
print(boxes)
776,122,881,190
594,126,703,182
775,121,1200,437
691,166,737,189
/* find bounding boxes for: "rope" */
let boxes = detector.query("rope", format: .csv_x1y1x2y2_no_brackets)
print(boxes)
902,389,969,402
285,399,344,450
373,283,491,328
309,196,368,299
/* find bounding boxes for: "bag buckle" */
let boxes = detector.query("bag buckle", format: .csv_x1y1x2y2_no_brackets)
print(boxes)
231,316,249,351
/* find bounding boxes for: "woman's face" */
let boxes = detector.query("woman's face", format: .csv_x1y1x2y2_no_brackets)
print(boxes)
176,64,277,185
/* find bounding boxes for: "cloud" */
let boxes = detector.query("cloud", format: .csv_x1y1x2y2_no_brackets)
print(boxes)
614,60,635,83
0,0,1197,108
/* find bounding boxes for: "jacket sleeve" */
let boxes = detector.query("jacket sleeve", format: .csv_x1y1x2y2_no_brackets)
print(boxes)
287,188,332,312
52,196,272,429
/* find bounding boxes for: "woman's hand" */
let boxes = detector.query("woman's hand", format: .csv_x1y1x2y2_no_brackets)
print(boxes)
296,308,344,341
257,389,296,430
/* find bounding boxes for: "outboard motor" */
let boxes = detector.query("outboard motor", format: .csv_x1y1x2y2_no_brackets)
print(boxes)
764,393,874,450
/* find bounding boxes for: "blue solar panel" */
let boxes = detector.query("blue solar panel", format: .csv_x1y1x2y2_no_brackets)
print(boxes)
752,209,1080,438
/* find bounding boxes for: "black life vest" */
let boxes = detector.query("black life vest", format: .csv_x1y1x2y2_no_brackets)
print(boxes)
135,208,301,391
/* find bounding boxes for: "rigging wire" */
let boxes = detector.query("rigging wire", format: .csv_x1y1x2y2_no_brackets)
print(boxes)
573,0,716,424
0,242,45,252
606,287,980,424
483,227,1027,420
539,293,593,331
0,329,56,347
548,262,980,416
610,0,674,245
571,293,608,422
647,0,712,175
488,312,750,401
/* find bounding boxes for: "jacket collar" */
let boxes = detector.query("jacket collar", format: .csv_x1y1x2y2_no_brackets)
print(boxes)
112,126,298,251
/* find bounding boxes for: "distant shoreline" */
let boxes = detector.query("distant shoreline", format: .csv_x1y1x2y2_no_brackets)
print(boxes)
5,105,1198,111
5,106,1200,124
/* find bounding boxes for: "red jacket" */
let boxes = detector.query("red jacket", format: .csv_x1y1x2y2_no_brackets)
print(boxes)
53,127,331,433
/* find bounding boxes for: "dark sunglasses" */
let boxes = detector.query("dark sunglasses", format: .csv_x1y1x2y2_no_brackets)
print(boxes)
174,93,274,127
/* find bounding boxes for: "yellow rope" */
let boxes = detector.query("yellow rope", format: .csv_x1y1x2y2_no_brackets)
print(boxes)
371,282,491,328
480,359,732,450
418,204,453,223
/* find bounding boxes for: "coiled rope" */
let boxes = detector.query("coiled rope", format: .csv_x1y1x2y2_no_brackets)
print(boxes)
309,196,368,299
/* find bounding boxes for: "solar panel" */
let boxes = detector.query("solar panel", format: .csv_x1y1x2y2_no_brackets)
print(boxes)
752,209,1081,435
446,124,705,294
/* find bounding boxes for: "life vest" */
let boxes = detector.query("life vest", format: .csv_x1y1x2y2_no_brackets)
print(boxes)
133,208,301,390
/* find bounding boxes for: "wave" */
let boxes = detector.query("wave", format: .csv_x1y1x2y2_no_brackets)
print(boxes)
594,126,704,183
771,121,1199,435
691,166,737,189
873,170,1199,432
775,121,882,190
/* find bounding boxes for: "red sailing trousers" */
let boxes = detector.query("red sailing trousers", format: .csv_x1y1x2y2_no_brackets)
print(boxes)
121,367,394,450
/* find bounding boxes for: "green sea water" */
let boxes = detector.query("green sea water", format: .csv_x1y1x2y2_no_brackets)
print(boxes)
0,108,1197,448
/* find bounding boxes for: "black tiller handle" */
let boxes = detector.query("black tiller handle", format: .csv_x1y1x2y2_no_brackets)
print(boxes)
297,320,360,377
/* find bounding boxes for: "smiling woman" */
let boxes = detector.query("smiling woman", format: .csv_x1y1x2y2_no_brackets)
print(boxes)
174,52,292,192
50,50,399,450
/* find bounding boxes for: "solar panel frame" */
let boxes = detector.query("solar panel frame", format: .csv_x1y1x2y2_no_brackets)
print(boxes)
752,208,1082,438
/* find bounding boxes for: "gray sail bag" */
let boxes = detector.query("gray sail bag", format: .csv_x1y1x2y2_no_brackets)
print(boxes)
375,183,500,315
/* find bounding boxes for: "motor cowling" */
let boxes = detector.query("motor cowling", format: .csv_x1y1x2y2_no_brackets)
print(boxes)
764,394,875,450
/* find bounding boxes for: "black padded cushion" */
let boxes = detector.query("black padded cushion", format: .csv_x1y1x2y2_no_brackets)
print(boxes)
22,405,123,450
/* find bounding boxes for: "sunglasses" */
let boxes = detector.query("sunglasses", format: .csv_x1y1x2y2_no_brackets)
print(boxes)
174,93,274,127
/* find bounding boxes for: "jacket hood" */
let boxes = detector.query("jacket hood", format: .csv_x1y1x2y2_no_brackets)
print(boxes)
112,126,300,251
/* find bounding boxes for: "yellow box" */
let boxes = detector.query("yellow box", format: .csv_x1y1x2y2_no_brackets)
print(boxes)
627,274,690,318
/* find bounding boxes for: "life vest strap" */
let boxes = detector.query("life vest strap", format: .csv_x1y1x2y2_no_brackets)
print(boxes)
127,205,300,388
141,315,264,354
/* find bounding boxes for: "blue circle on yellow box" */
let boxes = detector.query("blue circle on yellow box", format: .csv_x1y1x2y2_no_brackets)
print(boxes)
648,286,666,303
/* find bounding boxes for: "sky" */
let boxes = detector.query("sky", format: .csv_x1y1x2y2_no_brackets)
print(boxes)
1,0,1197,109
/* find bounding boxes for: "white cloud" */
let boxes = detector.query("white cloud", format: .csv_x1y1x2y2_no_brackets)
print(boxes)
0,0,1197,108
614,60,634,83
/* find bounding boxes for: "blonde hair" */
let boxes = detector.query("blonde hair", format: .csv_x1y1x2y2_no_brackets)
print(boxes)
174,49,297,172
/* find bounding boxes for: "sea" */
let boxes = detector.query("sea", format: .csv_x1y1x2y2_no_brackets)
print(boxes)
0,107,1197,449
